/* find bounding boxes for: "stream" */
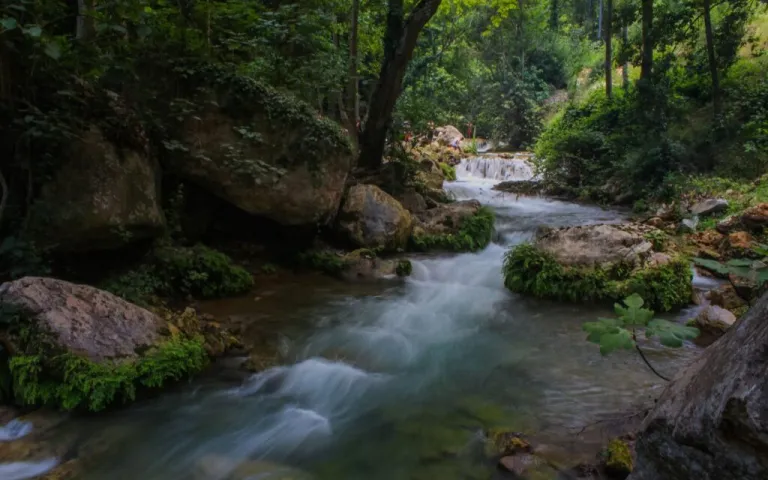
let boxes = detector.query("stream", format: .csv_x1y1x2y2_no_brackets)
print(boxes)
3,154,704,480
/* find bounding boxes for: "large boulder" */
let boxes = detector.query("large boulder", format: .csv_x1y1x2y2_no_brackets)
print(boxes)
0,277,213,411
629,292,768,480
690,198,728,216
168,75,353,228
534,224,655,267
414,200,483,236
26,126,165,252
410,201,494,252
503,223,692,312
692,304,736,335
433,125,464,147
336,185,412,251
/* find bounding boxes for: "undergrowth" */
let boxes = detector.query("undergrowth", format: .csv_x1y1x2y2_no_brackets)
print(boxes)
411,207,495,252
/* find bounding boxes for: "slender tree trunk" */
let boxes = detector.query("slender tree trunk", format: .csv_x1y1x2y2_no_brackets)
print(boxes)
703,0,720,115
640,0,653,82
604,0,612,98
76,0,95,41
357,0,443,169
348,0,361,132
622,25,629,89
597,0,603,41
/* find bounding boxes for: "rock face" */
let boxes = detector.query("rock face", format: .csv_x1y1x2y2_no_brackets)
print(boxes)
690,198,728,216
433,125,463,146
336,185,413,250
396,189,427,214
169,77,353,228
27,126,165,252
0,277,161,361
534,224,654,267
629,292,768,480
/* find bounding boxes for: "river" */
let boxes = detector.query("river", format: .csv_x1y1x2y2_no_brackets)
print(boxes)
3,154,703,480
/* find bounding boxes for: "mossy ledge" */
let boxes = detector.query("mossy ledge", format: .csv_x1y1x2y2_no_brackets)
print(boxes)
502,243,692,312
411,206,495,252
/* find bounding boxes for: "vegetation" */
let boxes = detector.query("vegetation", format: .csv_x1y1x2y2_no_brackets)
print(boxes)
411,207,495,252
503,244,692,311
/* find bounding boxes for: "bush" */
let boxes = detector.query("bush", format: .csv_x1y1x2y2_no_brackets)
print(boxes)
411,207,495,252
439,162,457,181
502,243,692,312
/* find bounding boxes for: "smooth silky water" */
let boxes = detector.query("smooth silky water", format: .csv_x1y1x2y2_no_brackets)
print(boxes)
8,155,703,480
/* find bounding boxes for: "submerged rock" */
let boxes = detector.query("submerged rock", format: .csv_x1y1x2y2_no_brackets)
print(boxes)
26,126,165,252
336,184,413,251
629,292,768,480
690,198,728,216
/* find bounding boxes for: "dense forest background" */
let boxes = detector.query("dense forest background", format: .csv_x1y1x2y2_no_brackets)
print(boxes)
0,0,766,278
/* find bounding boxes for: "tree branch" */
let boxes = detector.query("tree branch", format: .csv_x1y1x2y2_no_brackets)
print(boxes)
635,342,671,382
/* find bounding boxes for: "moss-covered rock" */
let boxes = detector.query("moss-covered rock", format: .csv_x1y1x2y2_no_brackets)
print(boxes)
410,204,494,252
336,184,413,251
603,438,633,478
503,241,692,312
0,277,209,411
296,249,412,280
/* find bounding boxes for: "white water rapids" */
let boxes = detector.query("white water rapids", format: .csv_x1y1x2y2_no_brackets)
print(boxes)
2,155,702,480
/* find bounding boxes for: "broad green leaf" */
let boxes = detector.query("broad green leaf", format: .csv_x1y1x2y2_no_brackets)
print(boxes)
726,259,753,267
646,319,699,348
598,328,634,355
44,42,61,60
614,294,654,326
23,25,42,37
0,17,17,30
693,257,730,276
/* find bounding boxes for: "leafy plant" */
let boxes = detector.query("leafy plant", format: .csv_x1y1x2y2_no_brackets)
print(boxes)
582,294,699,380
693,256,768,288
410,207,494,252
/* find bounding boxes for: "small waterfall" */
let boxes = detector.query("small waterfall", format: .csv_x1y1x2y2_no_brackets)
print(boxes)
457,153,536,182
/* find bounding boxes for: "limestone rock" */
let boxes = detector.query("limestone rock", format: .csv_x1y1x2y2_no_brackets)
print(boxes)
629,292,768,480
396,189,427,214
0,277,162,361
692,304,736,335
413,200,482,236
337,185,413,250
433,125,464,147
27,126,165,252
690,198,728,216
740,203,768,230
534,223,654,267
706,284,747,311
169,80,353,228
716,215,741,234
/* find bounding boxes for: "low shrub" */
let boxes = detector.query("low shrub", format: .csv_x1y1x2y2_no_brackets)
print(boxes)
411,207,494,252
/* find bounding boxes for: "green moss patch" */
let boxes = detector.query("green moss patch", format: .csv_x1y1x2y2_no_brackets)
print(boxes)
411,207,495,252
603,438,633,477
396,259,413,276
439,162,457,181
103,244,253,305
8,336,207,412
502,244,692,312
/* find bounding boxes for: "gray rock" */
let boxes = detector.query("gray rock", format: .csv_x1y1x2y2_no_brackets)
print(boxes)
534,223,654,267
336,185,412,251
679,218,698,233
690,198,728,216
692,304,736,335
629,292,768,480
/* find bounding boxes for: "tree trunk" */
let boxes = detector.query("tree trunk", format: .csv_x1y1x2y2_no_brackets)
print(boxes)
549,0,559,30
348,0,361,132
76,0,95,41
604,0,612,98
357,0,442,169
622,25,629,89
597,0,603,41
640,0,653,82
703,0,721,115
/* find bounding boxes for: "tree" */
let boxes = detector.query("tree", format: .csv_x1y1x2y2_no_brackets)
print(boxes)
604,0,612,98
702,0,720,115
348,0,361,135
357,0,443,170
640,0,653,82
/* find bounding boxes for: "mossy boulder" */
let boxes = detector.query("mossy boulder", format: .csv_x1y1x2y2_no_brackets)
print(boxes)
26,126,165,252
603,438,633,479
503,224,692,312
296,249,412,280
337,185,413,251
167,73,353,228
0,277,209,411
410,202,494,252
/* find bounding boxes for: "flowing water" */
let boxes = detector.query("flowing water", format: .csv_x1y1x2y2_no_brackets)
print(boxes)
4,155,703,480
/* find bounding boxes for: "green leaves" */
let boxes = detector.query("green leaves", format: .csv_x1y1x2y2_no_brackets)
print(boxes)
646,319,699,348
581,294,699,357
0,17,17,31
694,257,768,286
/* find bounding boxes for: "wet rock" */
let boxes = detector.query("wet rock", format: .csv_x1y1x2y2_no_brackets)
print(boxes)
692,305,736,336
162,307,241,357
337,184,413,251
716,215,741,234
534,224,654,267
26,126,165,252
396,188,427,214
414,200,482,236
0,277,162,361
484,430,532,458
678,218,698,233
740,203,768,230
690,198,728,216
706,284,748,311
339,251,410,281
629,292,768,480
499,453,539,477
645,217,665,228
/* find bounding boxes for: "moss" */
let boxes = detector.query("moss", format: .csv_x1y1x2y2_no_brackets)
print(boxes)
484,430,532,458
396,259,413,277
102,244,253,305
8,336,207,412
296,250,348,276
604,438,633,477
502,244,692,312
411,207,494,252
439,162,457,181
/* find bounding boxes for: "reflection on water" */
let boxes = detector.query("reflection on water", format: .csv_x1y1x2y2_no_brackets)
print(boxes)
33,162,701,479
